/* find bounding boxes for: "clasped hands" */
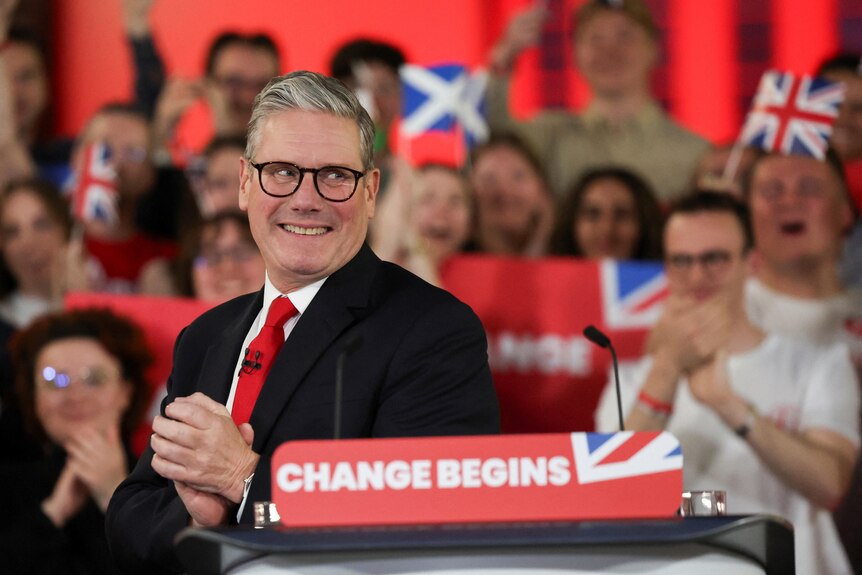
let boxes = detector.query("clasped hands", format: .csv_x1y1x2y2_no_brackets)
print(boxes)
150,392,259,527
649,293,735,408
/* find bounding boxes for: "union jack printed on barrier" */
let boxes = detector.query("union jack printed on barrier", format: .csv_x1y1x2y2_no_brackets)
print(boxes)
739,70,845,160
71,142,118,225
571,431,682,484
400,64,489,147
600,260,668,330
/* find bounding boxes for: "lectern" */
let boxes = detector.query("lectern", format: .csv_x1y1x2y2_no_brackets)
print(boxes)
175,432,795,574
175,515,794,575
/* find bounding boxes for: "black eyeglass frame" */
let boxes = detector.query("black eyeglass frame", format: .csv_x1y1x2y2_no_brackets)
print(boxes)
249,160,367,202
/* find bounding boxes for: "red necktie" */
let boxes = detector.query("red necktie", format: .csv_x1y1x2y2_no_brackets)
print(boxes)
232,297,298,425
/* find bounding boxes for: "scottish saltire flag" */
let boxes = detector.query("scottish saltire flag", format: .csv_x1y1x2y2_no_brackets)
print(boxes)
600,260,668,329
400,63,489,150
739,70,845,160
71,142,118,225
571,431,682,484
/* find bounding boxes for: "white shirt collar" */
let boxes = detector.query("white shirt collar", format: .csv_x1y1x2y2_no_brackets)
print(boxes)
262,273,327,316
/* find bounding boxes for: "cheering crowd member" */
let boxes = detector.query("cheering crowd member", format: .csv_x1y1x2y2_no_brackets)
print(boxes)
486,0,708,202
742,149,862,574
596,192,859,575
107,71,500,573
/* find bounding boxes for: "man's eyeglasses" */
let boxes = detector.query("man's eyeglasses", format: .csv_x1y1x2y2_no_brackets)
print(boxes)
249,161,367,202
38,366,120,392
665,249,733,275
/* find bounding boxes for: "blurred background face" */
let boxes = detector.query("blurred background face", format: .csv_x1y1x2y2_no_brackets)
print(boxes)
471,145,547,239
209,44,279,122
575,177,640,259
350,61,401,132
575,11,657,99
4,42,48,140
192,218,265,302
749,155,853,269
664,211,748,303
821,71,862,161
34,337,132,445
0,188,67,293
200,146,243,216
411,167,472,264
76,112,155,200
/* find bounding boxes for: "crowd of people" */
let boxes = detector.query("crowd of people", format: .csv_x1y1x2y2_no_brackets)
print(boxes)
0,0,860,573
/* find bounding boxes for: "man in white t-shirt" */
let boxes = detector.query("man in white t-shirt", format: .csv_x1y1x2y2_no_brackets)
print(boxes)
596,192,860,575
744,150,862,370
743,149,862,572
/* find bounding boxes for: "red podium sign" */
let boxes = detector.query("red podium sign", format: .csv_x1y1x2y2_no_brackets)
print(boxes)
272,432,683,527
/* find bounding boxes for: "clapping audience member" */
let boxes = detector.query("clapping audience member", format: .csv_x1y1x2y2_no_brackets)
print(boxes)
596,191,859,575
486,0,708,201
0,178,73,328
0,308,152,573
372,161,473,285
466,132,554,257
551,166,663,260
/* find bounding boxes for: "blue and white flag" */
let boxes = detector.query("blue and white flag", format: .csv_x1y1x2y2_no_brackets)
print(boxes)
400,63,489,149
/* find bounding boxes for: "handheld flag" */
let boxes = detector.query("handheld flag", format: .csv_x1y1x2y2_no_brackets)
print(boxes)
399,64,488,165
71,142,119,225
739,70,845,160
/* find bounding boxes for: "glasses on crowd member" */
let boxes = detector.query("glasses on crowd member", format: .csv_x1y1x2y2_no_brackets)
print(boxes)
249,161,367,202
38,365,121,392
752,177,828,202
665,249,733,276
194,243,260,269
99,143,148,165
213,75,271,94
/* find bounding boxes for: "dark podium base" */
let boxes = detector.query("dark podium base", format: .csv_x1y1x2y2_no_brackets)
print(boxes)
176,515,794,575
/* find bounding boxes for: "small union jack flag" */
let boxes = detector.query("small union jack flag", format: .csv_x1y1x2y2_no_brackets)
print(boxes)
71,142,118,225
739,70,845,160
571,431,682,484
601,260,669,330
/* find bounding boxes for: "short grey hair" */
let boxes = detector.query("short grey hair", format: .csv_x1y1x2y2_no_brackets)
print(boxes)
245,70,376,170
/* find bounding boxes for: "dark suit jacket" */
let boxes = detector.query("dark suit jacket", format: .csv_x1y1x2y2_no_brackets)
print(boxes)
106,244,500,573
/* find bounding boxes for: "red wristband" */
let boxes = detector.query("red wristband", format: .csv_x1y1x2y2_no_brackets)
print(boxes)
637,390,674,415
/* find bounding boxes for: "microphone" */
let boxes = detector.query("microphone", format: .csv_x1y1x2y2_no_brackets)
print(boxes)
240,347,261,375
583,325,624,432
334,333,363,440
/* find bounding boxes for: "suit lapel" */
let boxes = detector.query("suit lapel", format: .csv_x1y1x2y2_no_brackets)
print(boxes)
196,292,263,404
249,245,379,448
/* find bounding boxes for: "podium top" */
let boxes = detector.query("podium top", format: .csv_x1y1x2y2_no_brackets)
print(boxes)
176,515,794,575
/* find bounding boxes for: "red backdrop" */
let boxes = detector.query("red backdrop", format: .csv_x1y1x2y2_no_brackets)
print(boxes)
51,0,852,144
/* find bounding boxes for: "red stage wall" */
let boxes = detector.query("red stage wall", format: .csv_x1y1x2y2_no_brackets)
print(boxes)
52,0,845,144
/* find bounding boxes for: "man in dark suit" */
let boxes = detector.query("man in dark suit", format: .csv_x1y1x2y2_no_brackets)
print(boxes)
106,70,500,573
